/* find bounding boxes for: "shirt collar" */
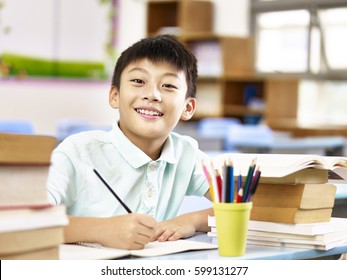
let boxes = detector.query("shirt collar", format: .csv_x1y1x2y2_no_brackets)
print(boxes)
159,134,177,165
108,123,177,168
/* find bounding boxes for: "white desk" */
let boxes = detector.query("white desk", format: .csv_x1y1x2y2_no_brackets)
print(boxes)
134,233,347,260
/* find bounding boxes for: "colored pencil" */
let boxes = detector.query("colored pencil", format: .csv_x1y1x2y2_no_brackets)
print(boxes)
242,158,256,202
247,166,261,202
227,160,234,203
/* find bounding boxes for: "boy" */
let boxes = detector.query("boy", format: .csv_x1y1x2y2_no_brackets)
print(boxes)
47,34,213,250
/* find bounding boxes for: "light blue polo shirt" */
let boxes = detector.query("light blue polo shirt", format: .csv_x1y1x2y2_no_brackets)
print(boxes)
47,123,210,221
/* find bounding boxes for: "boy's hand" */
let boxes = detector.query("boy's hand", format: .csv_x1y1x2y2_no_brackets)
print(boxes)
152,215,196,242
65,214,157,250
99,213,157,250
151,208,214,242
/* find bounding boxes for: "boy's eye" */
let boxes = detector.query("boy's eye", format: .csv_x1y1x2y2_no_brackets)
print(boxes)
130,79,144,84
162,84,177,89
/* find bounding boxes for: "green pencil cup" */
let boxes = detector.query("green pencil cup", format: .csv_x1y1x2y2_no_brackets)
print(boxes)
213,202,252,256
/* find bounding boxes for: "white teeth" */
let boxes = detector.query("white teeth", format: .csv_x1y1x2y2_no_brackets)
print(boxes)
136,109,162,116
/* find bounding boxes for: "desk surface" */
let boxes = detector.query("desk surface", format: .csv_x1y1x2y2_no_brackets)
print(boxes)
135,233,347,260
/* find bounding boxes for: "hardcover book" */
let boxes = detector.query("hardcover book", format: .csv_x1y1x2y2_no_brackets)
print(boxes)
0,133,56,208
250,206,332,224
0,132,56,165
1,246,59,260
0,205,68,260
0,226,64,256
252,183,336,209
0,165,51,208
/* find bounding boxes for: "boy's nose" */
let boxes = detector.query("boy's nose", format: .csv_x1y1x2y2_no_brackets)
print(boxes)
142,86,162,102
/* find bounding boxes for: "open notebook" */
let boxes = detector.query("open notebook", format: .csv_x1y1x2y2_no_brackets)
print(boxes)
59,239,217,260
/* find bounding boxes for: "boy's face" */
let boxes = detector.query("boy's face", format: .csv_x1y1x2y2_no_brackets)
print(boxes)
109,59,196,146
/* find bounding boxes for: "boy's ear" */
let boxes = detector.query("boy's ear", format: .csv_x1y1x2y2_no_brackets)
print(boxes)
109,86,120,109
180,97,196,121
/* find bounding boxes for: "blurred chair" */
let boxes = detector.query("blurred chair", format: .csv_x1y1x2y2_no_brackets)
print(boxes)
197,117,241,138
56,119,111,142
0,120,34,134
197,118,241,150
225,123,274,152
174,121,225,152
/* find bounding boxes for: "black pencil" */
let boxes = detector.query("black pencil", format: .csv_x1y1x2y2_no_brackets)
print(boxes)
93,168,132,213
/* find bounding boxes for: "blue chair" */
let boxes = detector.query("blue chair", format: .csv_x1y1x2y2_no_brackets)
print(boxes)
197,118,241,150
56,119,112,142
197,118,241,138
0,120,34,134
225,123,274,152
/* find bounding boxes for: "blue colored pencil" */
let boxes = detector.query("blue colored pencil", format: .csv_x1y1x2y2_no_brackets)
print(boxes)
224,160,231,203
227,160,234,203
238,171,242,192
242,158,256,202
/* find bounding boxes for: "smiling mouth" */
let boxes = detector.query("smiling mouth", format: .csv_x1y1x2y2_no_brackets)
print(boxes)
135,108,163,117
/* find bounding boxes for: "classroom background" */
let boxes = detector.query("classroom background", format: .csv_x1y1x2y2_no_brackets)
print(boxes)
0,0,347,144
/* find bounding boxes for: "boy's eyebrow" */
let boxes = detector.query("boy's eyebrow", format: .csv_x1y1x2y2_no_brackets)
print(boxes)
127,67,181,79
127,67,148,74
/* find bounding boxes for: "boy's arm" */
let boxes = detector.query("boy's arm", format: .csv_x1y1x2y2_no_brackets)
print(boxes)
64,214,157,250
153,190,214,242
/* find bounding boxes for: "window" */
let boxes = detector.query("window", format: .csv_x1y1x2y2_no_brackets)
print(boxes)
319,7,347,70
256,10,309,73
251,0,347,77
251,0,347,125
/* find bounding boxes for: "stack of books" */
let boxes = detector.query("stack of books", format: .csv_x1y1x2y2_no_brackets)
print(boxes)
0,133,68,260
250,183,336,224
211,153,347,224
246,156,339,224
207,153,347,250
208,216,347,250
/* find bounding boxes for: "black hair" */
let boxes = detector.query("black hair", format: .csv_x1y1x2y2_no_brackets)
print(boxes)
111,34,198,98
